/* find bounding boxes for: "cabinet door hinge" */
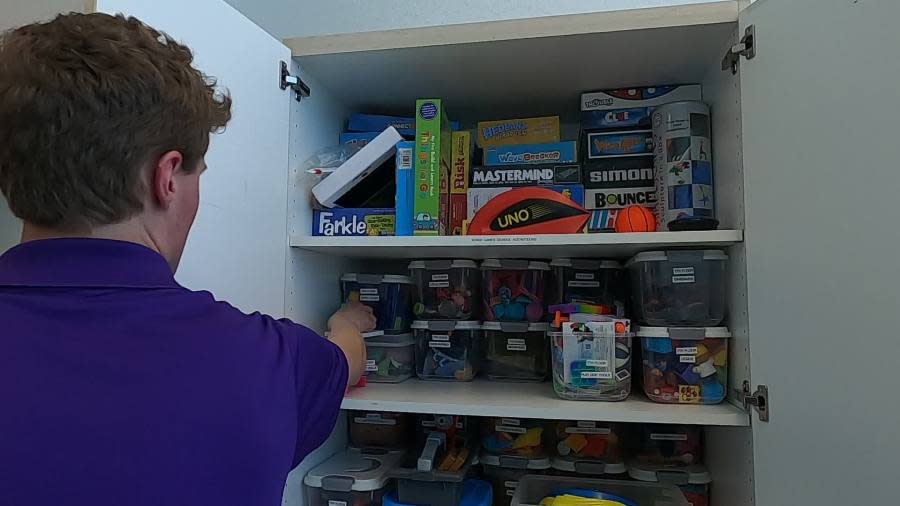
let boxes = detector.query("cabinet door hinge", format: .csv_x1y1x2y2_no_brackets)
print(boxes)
737,380,769,422
721,25,755,74
280,61,310,102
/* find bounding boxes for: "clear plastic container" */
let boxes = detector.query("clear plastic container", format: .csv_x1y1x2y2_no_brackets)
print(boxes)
625,250,727,326
390,444,475,506
413,321,482,381
482,322,550,382
628,461,712,506
415,414,476,455
384,479,492,506
348,411,412,449
409,260,481,320
341,273,414,333
548,259,625,316
549,421,625,476
634,425,703,466
510,474,690,506
480,418,547,459
304,448,404,506
638,326,730,404
550,317,633,401
481,459,549,506
481,259,549,323
364,333,415,383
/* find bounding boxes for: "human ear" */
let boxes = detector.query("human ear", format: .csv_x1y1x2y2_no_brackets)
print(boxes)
151,151,184,209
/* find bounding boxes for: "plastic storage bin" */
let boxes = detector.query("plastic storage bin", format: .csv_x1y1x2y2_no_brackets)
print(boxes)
638,326,730,404
626,250,727,326
416,414,476,454
413,321,482,381
364,333,415,383
390,446,475,506
549,421,626,476
482,259,549,322
384,479,492,506
548,259,625,315
481,418,546,459
634,425,703,466
628,461,712,506
341,273,414,333
510,474,690,506
304,448,404,506
550,317,633,401
482,322,550,382
349,411,412,449
481,459,549,506
409,260,481,320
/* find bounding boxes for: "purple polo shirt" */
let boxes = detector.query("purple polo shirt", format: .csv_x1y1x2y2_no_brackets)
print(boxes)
0,238,348,506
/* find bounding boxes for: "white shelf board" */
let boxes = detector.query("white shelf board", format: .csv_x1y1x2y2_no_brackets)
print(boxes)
290,230,742,259
342,379,749,426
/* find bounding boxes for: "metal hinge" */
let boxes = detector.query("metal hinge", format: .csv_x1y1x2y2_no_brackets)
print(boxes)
721,25,755,74
738,380,769,422
280,61,310,102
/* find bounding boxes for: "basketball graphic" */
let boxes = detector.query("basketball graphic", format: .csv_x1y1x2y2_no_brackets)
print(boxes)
614,205,657,233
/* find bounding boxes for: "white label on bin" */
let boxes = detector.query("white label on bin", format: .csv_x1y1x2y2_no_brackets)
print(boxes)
672,267,695,284
353,416,396,426
566,425,611,435
428,281,450,288
679,355,697,364
429,340,451,348
575,273,596,280
432,274,449,281
431,334,450,341
672,275,695,284
328,501,347,506
676,346,698,355
365,359,378,371
585,359,609,368
616,369,631,381
581,371,613,379
495,424,527,434
506,338,527,351
650,433,688,441
500,418,521,426
359,288,380,302
359,288,379,294
568,280,601,288
577,421,597,428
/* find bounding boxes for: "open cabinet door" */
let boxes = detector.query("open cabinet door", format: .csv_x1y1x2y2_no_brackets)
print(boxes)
94,0,292,317
741,0,900,503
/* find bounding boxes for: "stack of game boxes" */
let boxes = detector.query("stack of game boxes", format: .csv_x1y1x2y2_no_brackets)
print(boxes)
579,85,701,232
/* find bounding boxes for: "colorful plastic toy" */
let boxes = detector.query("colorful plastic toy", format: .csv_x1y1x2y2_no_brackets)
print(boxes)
364,333,414,383
614,205,657,233
550,316,633,401
413,321,482,381
481,418,546,458
638,327,730,404
482,259,548,322
409,260,480,320
552,421,622,462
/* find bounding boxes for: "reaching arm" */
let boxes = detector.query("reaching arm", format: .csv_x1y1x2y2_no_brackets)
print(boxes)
326,302,375,386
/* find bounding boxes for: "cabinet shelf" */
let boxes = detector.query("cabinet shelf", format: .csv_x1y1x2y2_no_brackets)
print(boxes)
342,379,749,426
290,230,742,259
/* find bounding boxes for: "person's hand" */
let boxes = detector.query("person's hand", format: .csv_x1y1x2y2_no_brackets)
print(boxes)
328,302,376,333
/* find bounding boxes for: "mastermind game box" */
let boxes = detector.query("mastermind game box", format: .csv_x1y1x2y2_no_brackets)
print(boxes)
469,163,581,188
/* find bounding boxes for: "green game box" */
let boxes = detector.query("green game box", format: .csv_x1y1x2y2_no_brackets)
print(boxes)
413,99,451,236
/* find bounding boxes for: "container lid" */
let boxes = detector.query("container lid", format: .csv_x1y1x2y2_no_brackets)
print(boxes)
480,452,551,470
365,333,415,347
550,258,623,270
326,330,385,339
384,479,492,506
411,320,482,331
550,455,627,476
409,259,479,270
625,250,728,267
304,449,404,491
627,460,712,485
482,321,549,332
341,273,414,284
481,259,550,271
636,326,731,339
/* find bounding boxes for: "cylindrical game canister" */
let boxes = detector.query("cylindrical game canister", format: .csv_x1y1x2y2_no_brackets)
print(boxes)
652,101,717,230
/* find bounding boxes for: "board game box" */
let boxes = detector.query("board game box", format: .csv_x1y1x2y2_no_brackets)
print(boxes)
312,208,395,236
449,131,471,235
470,163,581,188
476,116,560,148
467,184,584,221
413,99,452,236
483,141,577,166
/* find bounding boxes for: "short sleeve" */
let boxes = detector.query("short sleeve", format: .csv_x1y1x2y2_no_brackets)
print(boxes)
288,324,349,465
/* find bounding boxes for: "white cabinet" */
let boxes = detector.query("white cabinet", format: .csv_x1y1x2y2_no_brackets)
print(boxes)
3,0,899,505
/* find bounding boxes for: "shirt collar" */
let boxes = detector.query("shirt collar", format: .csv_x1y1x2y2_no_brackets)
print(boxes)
0,238,180,289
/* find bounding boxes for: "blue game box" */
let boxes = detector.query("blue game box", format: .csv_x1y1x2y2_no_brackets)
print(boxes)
312,208,395,236
483,141,577,166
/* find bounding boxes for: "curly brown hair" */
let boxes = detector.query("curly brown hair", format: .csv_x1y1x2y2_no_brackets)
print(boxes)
0,13,232,229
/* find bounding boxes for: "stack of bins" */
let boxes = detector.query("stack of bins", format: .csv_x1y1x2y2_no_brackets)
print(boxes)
340,273,415,383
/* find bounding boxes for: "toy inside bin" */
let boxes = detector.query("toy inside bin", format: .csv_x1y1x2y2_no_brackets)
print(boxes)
364,333,414,383
628,460,712,506
550,317,633,401
413,321,482,381
482,321,550,382
341,273,414,332
481,259,549,322
638,326,730,404
409,260,481,320
626,250,727,326
634,424,703,466
510,474,690,506
548,259,625,315
481,418,547,459
304,448,403,506
549,420,626,476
